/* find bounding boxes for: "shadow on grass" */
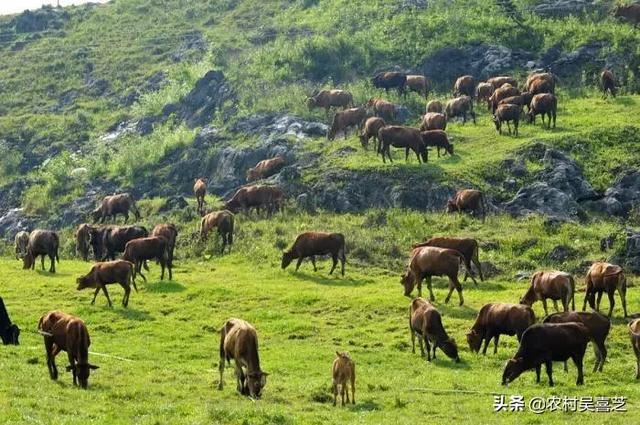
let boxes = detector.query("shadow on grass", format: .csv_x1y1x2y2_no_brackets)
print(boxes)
111,306,154,321
614,96,636,106
143,280,186,293
290,271,372,287
348,398,380,412
36,270,71,277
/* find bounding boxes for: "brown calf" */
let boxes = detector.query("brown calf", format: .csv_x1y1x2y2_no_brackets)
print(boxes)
281,232,346,276
409,298,459,362
225,185,284,216
194,178,207,213
445,96,476,124
488,76,518,90
359,116,386,152
600,70,617,98
426,100,443,113
377,125,428,164
476,82,494,108
493,103,521,136
306,89,353,115
366,98,396,123
629,318,640,379
14,230,29,260
446,189,486,222
91,193,141,223
371,71,407,96
246,156,286,182
200,210,234,254
520,271,575,315
453,75,475,98
327,107,367,140
332,352,356,406
151,223,178,268
421,129,453,157
419,113,447,132
467,303,535,355
76,260,135,307
23,229,59,273
413,237,483,284
489,85,520,112
75,224,94,261
582,261,627,318
122,236,171,282
406,75,428,99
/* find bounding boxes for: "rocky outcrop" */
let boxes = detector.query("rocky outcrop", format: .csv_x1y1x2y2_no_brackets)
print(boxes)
588,170,640,217
171,31,207,63
528,1,605,18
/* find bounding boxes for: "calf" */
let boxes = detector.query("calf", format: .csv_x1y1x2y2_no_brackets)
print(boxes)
426,100,443,113
218,318,268,398
75,224,94,261
520,271,575,316
453,75,475,98
502,323,590,386
151,223,178,268
91,193,140,223
14,230,29,260
332,352,356,406
371,71,407,96
543,311,610,372
446,189,486,222
406,75,428,99
306,89,353,115
445,96,476,124
76,260,136,307
409,298,459,362
600,70,617,98
194,178,207,213
122,237,171,282
528,93,557,129
22,229,59,273
377,125,428,164
0,297,20,345
246,156,286,182
225,185,284,216
101,225,148,260
493,103,521,136
421,130,453,157
327,107,368,140
476,82,493,108
419,113,447,132
582,261,627,318
466,303,535,355
366,98,396,123
629,318,640,379
359,117,386,152
413,237,483,284
401,246,470,305
281,232,346,276
38,311,99,388
200,210,234,254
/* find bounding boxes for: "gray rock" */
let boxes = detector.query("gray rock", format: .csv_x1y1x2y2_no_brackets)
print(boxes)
515,271,530,281
503,182,580,220
296,193,315,212
529,0,602,18
159,196,189,213
0,209,34,240
594,170,640,217
232,114,328,139
545,245,576,263
171,31,207,63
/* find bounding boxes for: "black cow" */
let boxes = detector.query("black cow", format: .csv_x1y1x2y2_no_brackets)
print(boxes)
0,297,20,345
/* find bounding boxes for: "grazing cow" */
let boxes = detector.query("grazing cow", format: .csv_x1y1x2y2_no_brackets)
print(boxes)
366,98,396,123
38,311,99,388
359,117,386,152
101,225,148,261
306,89,353,115
76,260,135,307
526,72,556,95
332,352,356,406
543,311,610,372
629,318,640,379
520,271,575,315
487,76,518,90
466,303,535,355
327,107,367,141
246,156,286,182
401,246,470,305
122,237,171,282
14,230,29,260
419,113,447,132
91,193,140,223
200,210,234,254
225,185,284,216
614,4,640,26
218,318,268,398
22,229,59,273
0,297,20,345
420,130,453,157
445,96,476,124
281,232,346,276
378,125,428,164
406,75,428,99
493,103,521,136
151,223,178,268
489,85,520,113
446,189,486,222
453,75,475,98
528,93,557,129
74,224,94,261
502,323,590,386
194,178,207,213
409,298,460,362
476,82,494,108
426,100,443,113
371,71,407,96
582,262,627,318
600,70,617,98
413,237,483,284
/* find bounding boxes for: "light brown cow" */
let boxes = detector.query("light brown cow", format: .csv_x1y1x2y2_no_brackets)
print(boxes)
306,89,353,115
489,85,520,112
629,318,640,379
225,185,284,216
91,193,141,223
413,237,483,284
582,262,627,318
406,75,429,99
419,113,447,132
151,223,178,268
476,82,494,108
453,75,475,98
466,303,535,354
487,76,518,89
122,237,171,282
75,224,94,261
327,107,367,140
409,298,459,362
359,116,386,152
246,156,286,182
528,93,557,128
200,210,234,254
378,125,428,164
194,178,207,213
366,98,396,123
426,100,443,113
445,96,476,124
520,271,575,315
332,352,355,406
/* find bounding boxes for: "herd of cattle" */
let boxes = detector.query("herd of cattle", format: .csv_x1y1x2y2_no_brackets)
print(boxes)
0,67,634,404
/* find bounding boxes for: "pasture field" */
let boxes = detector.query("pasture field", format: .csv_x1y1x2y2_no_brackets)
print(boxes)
1,212,640,424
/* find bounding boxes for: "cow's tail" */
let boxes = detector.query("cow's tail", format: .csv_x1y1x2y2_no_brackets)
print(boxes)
457,252,471,279
131,198,141,219
127,261,137,292
228,215,234,247
53,233,60,263
481,192,487,223
568,274,576,311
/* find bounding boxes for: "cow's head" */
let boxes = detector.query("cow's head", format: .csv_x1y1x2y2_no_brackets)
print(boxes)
440,338,460,362
466,329,482,353
76,275,93,290
502,357,524,385
445,199,457,213
22,252,34,270
400,270,415,297
519,286,536,306
67,363,99,389
281,251,295,270
245,371,268,399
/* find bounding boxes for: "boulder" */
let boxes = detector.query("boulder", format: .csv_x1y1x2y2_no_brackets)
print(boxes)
0,209,34,240
159,196,189,213
503,182,581,221
529,0,604,18
545,245,576,263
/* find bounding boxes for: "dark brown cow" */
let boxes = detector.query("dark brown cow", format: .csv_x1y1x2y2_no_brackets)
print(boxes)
409,298,459,362
493,103,521,136
359,117,386,152
101,225,148,261
466,303,535,355
366,98,396,123
525,72,556,94
218,318,268,398
22,229,59,273
327,107,368,141
426,100,443,113
445,96,476,124
151,223,178,268
225,185,284,216
489,85,520,113
420,130,453,157
38,311,99,388
502,323,590,386
600,70,617,98
91,193,140,223
306,89,353,115
614,4,640,26
332,352,356,406
406,75,429,99
446,189,486,222
528,78,555,95
281,232,346,276
582,262,627,318
453,75,475,98
377,126,428,164
528,93,557,128
200,210,234,254
194,178,207,213
371,71,407,96
76,260,135,307
75,224,94,261
629,318,640,379
413,237,483,284
520,271,575,315
419,113,447,132
122,237,171,282
476,82,494,108
246,156,286,182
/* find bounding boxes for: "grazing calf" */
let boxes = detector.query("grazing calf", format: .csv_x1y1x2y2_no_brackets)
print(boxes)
194,178,207,213
413,237,483,284
200,210,234,254
467,303,535,355
401,246,470,305
23,229,59,273
77,260,135,307
528,93,557,129
359,117,386,152
502,323,590,386
445,96,476,124
526,72,556,94
582,262,627,318
453,75,475,98
75,224,94,261
600,70,617,98
101,225,148,260
91,193,140,223
14,230,29,260
38,311,99,388
629,319,640,379
406,75,428,99
152,223,178,268
281,232,346,276
218,318,268,398
489,85,520,113
366,98,396,123
493,103,521,136
419,113,447,132
420,130,453,157
520,271,575,315
544,311,610,372
426,100,443,113
122,237,171,282
225,185,284,216
0,297,20,345
446,189,486,222
371,71,407,96
378,125,428,164
409,298,459,362
476,82,493,108
327,107,368,140
246,156,286,182
332,352,356,406
306,89,353,115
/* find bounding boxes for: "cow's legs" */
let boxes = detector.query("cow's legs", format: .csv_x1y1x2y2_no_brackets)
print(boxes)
101,285,113,307
310,256,318,272
545,360,554,386
91,287,100,304
295,257,304,271
573,355,584,385
606,290,615,317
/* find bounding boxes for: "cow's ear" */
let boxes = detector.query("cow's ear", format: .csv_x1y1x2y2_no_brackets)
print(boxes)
89,364,99,370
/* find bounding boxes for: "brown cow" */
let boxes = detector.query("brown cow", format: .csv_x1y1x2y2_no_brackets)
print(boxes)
218,318,268,398
426,100,443,113
246,156,286,182
76,260,135,307
401,246,470,305
359,117,386,152
366,98,396,123
100,225,148,260
406,75,428,99
629,318,640,379
467,303,535,355
200,210,234,254
445,96,476,124
327,107,367,141
543,311,610,372
281,232,346,276
528,93,557,128
600,70,617,98
614,4,640,26
306,89,353,115
14,230,29,260
22,229,59,273
225,185,284,216
528,78,555,95
420,130,453,157
488,76,518,90
520,271,575,315
419,113,447,132
151,223,178,268
476,82,494,108
371,71,407,96
413,237,483,284
378,126,428,164
409,298,459,362
582,262,627,318
446,189,486,222
122,236,171,282
502,323,590,386
75,224,94,261
453,75,475,98
332,352,356,406
194,178,207,213
489,85,520,112
493,103,521,136
38,311,98,388
91,193,140,223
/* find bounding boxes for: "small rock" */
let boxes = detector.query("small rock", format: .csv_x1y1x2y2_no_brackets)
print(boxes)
514,271,530,281
600,234,616,252
159,196,189,213
545,245,575,263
